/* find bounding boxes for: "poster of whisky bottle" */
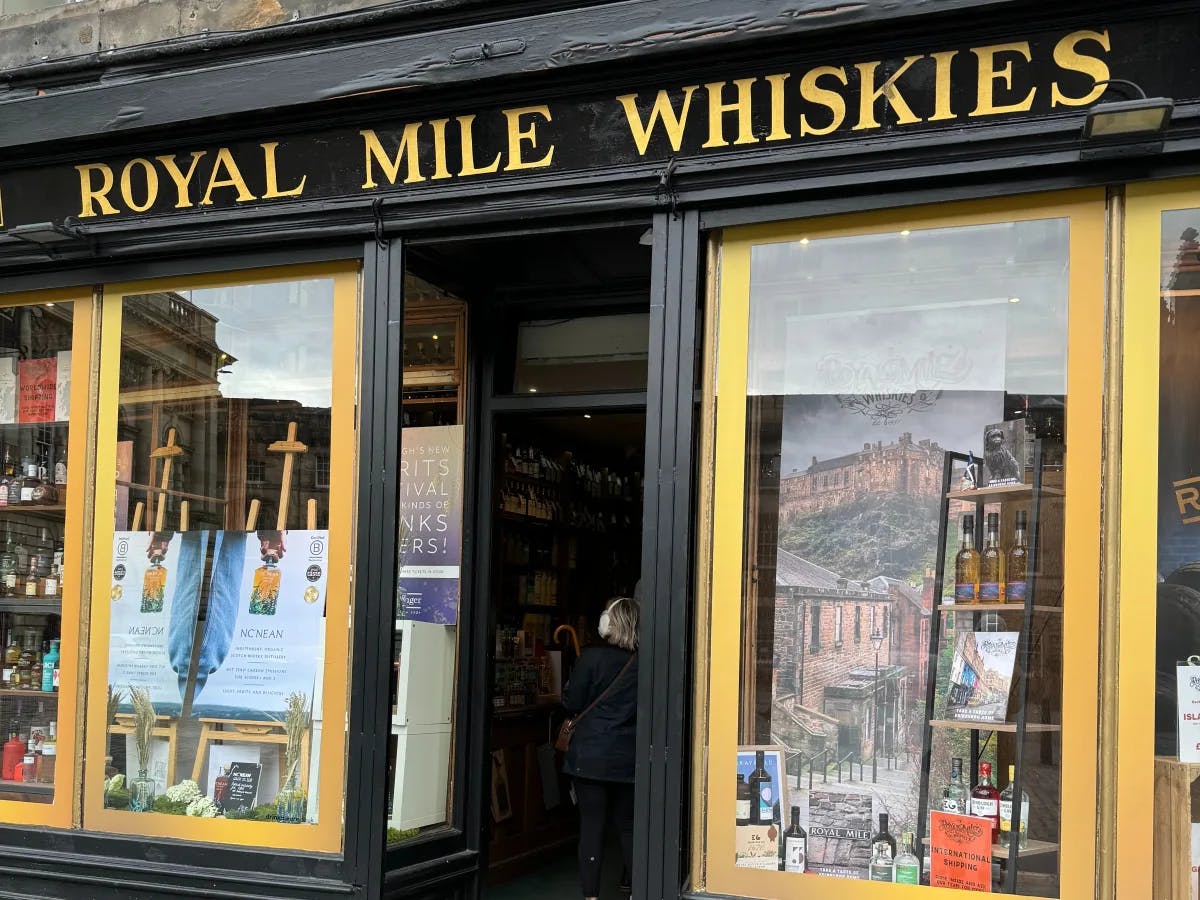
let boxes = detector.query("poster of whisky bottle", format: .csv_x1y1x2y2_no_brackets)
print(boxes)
398,425,464,625
108,530,207,717
190,530,328,721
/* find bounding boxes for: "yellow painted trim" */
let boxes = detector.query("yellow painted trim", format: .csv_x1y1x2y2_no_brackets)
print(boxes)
1112,179,1200,898
83,263,360,854
704,190,1106,900
0,289,92,829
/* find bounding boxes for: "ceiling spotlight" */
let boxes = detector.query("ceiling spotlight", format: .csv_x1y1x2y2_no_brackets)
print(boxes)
583,414,592,419
1009,297,1021,304
900,230,911,237
799,238,810,245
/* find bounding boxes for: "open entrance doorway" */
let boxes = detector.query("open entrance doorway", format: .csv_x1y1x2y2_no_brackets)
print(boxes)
486,410,645,899
394,223,652,900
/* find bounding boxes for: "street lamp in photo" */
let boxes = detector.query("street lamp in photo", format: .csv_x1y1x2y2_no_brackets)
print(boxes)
870,629,885,784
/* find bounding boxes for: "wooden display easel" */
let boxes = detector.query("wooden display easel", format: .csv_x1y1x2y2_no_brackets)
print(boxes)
191,421,316,795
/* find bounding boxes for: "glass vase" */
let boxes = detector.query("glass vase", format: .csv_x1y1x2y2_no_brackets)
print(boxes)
275,773,306,824
129,768,156,812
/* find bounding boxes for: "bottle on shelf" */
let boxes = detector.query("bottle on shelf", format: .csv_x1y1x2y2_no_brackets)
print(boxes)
53,443,66,487
782,804,807,873
2,630,17,686
868,824,895,881
970,761,1001,844
0,470,9,509
38,722,55,784
1006,510,1029,604
954,514,979,602
17,636,35,688
979,512,1002,601
18,454,38,505
21,556,38,599
0,529,15,597
1,446,14,481
944,757,967,813
999,764,1030,849
20,747,35,784
41,639,58,693
895,831,920,884
749,749,772,825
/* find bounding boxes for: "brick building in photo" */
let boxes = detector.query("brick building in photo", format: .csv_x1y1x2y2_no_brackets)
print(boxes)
771,549,908,765
779,432,944,520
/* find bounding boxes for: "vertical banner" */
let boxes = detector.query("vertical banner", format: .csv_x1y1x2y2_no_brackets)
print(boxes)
109,530,207,717
398,425,464,625
190,530,328,720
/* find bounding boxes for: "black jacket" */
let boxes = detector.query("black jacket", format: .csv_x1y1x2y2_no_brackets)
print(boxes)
561,644,638,783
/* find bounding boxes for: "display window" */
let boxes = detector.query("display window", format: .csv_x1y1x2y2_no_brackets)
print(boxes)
0,288,92,829
697,194,1104,898
81,264,360,852
1120,179,1200,900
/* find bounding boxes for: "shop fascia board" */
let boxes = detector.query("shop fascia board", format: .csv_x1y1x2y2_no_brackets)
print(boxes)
3,104,1200,284
0,0,1028,152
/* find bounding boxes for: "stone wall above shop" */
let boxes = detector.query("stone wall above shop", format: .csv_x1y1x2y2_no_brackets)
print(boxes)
0,0,377,70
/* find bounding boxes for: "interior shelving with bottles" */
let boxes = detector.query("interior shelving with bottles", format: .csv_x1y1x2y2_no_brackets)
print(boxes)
917,445,1065,894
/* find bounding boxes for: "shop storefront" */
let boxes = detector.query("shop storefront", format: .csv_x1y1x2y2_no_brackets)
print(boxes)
0,1,1197,899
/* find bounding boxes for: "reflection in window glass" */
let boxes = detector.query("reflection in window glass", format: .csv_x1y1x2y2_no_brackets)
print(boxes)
735,222,1068,893
99,278,340,838
387,289,467,845
1155,210,1200,895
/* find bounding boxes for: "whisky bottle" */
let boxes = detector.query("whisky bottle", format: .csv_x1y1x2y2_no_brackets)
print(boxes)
782,805,807,873
999,764,1030,849
970,761,1001,844
894,831,920,884
943,757,967,813
0,529,15,598
141,553,167,613
53,444,66,487
2,630,18,686
21,556,38,599
748,749,772,825
954,515,979,602
249,553,281,616
18,455,38,505
1006,510,1029,604
868,837,895,882
979,513,1002,600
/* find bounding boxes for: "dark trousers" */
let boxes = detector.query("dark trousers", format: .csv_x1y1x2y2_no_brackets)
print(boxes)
574,777,633,898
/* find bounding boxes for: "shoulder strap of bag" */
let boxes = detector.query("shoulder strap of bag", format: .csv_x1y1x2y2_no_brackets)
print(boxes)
571,651,637,725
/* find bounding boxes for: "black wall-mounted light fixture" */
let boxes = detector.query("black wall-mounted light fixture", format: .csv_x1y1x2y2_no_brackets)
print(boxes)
1081,79,1173,160
6,221,89,252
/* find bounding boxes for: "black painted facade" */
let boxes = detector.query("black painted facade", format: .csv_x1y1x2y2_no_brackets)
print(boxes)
0,1,1195,898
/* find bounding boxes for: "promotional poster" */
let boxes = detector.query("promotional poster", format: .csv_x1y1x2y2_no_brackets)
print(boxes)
190,529,328,721
398,425,465,625
108,530,206,716
929,811,992,891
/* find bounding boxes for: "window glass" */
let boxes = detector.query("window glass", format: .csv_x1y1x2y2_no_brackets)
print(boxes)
0,298,81,810
509,313,650,395
388,285,466,845
735,221,1069,893
86,271,355,852
1154,209,1200,895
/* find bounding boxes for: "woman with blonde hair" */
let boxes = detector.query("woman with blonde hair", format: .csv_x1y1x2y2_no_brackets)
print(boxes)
561,596,640,900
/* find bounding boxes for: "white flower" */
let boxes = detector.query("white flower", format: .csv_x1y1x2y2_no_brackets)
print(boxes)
165,780,202,803
186,796,218,818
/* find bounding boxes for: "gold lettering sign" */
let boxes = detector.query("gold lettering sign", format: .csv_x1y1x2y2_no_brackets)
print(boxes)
69,27,1112,218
